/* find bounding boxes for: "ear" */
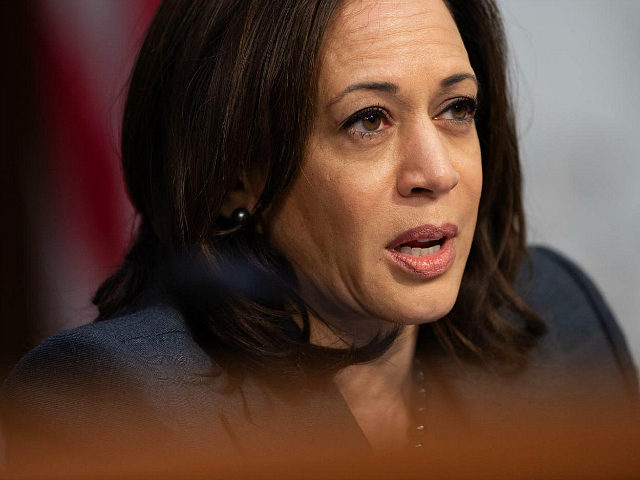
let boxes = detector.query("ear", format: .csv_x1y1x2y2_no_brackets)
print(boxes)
219,177,260,220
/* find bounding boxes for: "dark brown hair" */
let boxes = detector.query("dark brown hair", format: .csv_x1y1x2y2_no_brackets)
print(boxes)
94,0,545,377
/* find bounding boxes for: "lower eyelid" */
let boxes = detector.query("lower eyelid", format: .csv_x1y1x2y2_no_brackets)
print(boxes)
347,126,389,138
438,118,475,133
346,116,392,134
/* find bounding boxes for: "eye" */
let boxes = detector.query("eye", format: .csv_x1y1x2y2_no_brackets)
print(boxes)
342,107,392,136
434,97,478,123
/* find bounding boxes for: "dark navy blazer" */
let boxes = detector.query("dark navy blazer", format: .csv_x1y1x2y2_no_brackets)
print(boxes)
1,247,638,469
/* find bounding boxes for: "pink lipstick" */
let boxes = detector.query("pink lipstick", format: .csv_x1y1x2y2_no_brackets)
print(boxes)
386,223,457,278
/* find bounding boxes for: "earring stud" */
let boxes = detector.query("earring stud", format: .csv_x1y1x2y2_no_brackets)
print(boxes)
231,207,251,226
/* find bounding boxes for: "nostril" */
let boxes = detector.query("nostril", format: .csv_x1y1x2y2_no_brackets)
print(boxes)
410,187,428,194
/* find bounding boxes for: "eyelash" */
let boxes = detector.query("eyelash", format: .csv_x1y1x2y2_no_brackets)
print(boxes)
341,106,391,138
340,97,479,139
435,97,479,124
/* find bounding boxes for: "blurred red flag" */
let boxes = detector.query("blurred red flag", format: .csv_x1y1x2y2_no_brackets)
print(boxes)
33,0,160,337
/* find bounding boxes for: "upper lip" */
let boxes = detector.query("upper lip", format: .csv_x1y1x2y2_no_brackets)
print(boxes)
386,223,458,250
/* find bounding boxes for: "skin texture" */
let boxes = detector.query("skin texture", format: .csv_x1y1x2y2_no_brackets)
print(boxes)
231,0,482,449
266,0,482,340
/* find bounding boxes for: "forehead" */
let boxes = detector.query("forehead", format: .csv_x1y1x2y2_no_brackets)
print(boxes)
320,0,471,92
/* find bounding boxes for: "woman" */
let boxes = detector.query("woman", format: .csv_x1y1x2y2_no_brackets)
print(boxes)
2,0,637,476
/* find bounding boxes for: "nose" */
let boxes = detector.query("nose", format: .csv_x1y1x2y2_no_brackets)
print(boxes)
396,121,460,198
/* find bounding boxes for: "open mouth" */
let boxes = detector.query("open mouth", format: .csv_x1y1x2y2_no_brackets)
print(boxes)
385,223,457,278
393,237,445,257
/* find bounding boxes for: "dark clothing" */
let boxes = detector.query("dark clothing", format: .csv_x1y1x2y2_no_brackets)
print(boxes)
1,247,638,474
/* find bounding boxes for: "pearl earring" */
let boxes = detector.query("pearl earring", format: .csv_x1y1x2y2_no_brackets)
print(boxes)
231,207,251,227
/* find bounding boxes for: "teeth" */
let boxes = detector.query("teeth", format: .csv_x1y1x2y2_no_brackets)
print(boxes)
397,244,441,257
427,244,441,254
416,237,442,243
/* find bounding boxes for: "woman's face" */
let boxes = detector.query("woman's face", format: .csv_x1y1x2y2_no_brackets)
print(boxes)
266,0,482,331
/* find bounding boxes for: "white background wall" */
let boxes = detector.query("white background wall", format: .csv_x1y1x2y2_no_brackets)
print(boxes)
499,0,640,370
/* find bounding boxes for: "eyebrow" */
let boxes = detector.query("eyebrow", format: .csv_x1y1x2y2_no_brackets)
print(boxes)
440,73,478,88
327,73,478,106
327,81,398,107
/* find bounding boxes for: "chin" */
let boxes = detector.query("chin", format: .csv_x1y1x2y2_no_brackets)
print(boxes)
394,300,457,325
391,261,467,324
375,281,461,326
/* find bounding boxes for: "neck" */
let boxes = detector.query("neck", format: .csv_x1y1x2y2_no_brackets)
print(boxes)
332,324,418,401
309,313,419,449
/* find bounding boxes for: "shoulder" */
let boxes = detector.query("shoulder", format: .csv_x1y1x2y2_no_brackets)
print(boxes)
1,299,238,469
3,301,218,400
517,246,638,401
425,246,637,427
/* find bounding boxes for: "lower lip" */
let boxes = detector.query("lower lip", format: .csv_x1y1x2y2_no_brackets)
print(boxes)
386,237,456,279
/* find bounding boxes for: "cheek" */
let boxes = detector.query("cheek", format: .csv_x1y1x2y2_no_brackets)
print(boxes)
465,159,483,214
469,140,483,199
471,154,483,214
322,171,390,243
273,149,389,253
265,160,358,269
265,145,394,314
456,141,483,258
454,133,483,212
